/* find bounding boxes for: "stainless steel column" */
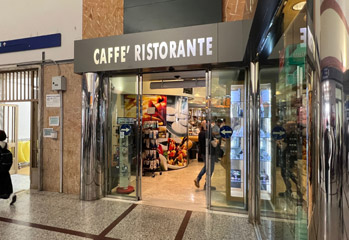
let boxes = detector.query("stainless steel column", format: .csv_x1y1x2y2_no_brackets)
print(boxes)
80,73,105,201
309,1,349,239
206,70,212,209
248,62,260,224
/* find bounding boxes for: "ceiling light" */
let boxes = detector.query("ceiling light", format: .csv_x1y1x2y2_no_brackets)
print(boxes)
292,1,306,11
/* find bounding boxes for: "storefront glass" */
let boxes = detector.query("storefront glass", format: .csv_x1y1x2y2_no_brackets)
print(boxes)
259,8,309,239
210,69,248,210
106,75,140,199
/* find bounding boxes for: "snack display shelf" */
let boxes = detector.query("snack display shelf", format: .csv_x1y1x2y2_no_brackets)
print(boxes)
142,121,162,178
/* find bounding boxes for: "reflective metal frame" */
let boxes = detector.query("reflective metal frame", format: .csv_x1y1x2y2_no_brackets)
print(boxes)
81,73,104,200
248,62,260,224
206,70,212,209
137,74,143,200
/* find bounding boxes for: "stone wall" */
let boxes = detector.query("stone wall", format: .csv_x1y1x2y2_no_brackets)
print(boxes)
223,0,257,22
42,63,82,194
83,0,123,39
82,0,253,39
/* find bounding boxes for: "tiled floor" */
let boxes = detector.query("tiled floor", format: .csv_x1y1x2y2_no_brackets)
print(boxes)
0,190,257,240
11,174,30,193
141,159,207,211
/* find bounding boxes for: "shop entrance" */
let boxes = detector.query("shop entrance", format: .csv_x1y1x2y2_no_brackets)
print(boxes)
140,70,207,210
105,68,249,211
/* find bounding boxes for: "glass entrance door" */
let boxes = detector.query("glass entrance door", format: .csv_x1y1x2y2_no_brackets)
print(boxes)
257,7,309,239
106,74,141,200
208,68,248,210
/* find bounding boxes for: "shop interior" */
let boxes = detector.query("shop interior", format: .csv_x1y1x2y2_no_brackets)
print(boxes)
106,69,250,211
140,71,207,209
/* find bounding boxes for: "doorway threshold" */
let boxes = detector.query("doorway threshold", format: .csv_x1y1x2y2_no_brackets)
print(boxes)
138,197,207,212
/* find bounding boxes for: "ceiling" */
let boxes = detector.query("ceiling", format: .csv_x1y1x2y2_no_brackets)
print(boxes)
282,0,306,29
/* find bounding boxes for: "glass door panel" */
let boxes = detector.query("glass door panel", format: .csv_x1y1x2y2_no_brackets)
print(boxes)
209,69,247,209
106,74,140,199
258,7,309,240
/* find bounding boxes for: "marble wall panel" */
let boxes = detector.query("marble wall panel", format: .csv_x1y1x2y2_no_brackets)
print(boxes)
83,0,123,39
223,0,257,22
43,63,82,194
82,0,254,39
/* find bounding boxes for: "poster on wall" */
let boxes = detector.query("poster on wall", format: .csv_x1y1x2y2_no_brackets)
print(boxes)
46,94,60,108
142,96,167,125
167,96,190,169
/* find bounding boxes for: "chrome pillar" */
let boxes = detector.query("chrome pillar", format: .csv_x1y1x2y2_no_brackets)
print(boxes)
248,62,260,224
136,74,143,200
205,70,212,209
309,1,349,239
80,73,105,201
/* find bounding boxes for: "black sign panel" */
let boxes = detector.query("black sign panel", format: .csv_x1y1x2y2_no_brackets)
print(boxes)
74,20,252,73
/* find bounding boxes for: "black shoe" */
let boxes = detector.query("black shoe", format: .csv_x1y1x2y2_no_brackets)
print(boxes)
194,179,200,188
10,194,16,205
278,191,291,198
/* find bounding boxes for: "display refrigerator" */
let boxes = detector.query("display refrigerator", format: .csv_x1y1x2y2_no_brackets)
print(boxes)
260,84,272,200
228,85,246,201
226,84,273,203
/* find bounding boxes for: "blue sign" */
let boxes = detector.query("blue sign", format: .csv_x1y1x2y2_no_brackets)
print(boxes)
220,126,233,138
120,124,132,136
0,33,61,54
272,126,286,140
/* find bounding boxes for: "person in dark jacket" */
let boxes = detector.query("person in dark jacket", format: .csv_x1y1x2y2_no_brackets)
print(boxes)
194,120,221,190
198,120,206,162
0,130,16,205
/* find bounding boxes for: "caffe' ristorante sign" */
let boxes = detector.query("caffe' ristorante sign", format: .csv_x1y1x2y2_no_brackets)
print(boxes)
74,21,251,73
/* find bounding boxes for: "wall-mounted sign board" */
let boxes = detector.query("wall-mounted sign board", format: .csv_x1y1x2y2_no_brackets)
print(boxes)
0,33,61,54
43,128,57,138
49,116,60,126
46,94,61,108
74,20,252,73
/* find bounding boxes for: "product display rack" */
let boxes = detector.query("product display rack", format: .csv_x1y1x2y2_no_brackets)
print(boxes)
142,120,162,177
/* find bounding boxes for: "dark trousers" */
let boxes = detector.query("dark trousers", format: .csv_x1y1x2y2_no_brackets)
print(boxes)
0,171,13,199
280,161,303,200
196,154,216,182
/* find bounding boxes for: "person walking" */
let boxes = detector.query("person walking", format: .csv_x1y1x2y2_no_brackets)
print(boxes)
197,120,206,162
194,119,222,190
0,130,16,205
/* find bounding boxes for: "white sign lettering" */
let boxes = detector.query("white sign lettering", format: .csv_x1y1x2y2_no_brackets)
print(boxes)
94,37,214,65
94,46,130,65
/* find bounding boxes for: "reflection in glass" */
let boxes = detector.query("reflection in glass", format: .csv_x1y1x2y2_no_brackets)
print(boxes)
210,69,247,209
259,8,308,240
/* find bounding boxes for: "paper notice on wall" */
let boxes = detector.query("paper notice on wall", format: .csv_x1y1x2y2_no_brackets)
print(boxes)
46,94,61,108
49,116,60,126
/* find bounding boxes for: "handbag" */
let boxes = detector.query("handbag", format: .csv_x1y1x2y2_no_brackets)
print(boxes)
211,138,219,148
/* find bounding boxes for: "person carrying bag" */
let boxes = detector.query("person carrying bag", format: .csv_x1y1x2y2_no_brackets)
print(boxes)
0,130,16,205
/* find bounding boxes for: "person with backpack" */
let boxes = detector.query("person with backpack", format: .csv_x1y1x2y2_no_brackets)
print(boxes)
0,130,16,205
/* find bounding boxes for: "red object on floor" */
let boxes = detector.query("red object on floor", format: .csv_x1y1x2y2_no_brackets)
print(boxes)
116,186,135,194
